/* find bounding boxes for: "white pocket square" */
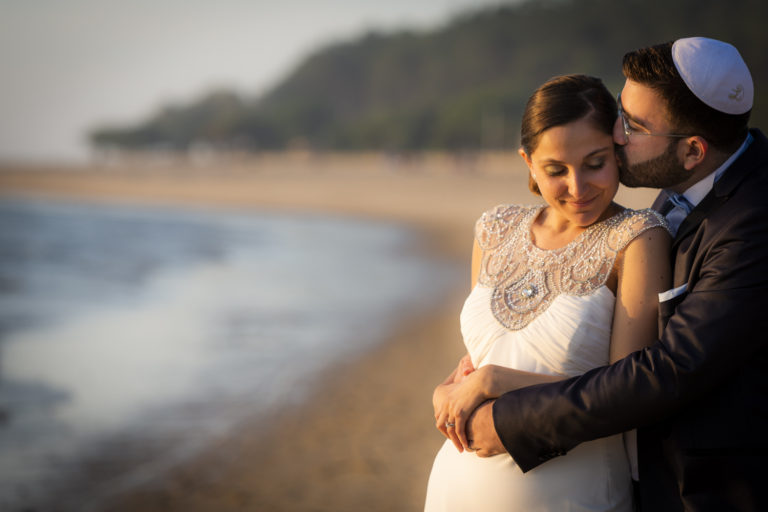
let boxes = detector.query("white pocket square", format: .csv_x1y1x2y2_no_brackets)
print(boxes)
658,283,688,303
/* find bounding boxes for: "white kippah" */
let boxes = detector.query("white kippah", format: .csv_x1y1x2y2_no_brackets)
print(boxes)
672,37,753,115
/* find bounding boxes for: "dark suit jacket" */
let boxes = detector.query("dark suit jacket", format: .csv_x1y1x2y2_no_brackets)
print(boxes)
493,128,768,511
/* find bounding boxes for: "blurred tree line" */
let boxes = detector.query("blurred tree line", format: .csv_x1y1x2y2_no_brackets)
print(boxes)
90,0,768,153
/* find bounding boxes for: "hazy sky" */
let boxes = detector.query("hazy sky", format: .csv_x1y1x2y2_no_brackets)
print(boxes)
0,0,510,162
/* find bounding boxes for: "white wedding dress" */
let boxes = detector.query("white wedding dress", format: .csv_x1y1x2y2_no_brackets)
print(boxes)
424,204,666,512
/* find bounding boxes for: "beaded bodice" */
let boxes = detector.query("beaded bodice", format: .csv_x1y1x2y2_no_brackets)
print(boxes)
475,204,668,331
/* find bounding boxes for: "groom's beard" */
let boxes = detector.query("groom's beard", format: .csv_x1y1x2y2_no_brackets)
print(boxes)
618,140,689,189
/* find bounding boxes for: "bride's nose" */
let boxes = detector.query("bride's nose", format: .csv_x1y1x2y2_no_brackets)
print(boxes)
567,171,589,197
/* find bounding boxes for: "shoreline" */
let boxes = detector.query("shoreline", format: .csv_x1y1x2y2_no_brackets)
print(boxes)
0,154,659,510
98,290,469,512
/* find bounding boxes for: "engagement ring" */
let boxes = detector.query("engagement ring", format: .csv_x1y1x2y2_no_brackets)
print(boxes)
445,422,455,428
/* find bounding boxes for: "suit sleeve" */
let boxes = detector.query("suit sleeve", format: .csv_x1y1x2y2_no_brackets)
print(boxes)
493,208,768,472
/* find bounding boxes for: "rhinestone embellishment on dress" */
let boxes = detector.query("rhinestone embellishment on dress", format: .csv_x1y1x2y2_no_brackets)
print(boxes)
475,204,668,331
520,285,537,299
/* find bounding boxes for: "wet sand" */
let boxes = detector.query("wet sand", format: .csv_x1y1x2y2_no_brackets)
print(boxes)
0,152,658,511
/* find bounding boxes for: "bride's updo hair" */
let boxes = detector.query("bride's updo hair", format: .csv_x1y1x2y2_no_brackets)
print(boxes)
520,75,617,195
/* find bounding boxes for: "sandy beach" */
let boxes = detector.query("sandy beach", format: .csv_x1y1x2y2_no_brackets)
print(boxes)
0,153,657,511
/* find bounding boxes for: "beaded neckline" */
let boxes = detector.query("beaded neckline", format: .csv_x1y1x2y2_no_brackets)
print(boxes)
525,204,623,255
475,204,667,331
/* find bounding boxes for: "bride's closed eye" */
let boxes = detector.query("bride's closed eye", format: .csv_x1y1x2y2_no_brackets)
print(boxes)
585,158,606,170
542,164,567,176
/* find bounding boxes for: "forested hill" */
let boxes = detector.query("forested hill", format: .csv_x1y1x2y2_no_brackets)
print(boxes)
90,0,768,153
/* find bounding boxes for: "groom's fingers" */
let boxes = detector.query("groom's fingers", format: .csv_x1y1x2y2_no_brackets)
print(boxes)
463,400,490,453
466,400,504,458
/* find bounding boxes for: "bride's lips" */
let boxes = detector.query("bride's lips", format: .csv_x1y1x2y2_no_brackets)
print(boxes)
566,196,598,209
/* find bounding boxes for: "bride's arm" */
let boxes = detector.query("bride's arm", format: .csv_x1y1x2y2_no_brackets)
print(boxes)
609,226,670,477
610,226,671,360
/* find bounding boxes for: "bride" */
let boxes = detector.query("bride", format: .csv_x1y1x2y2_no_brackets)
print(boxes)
424,75,671,511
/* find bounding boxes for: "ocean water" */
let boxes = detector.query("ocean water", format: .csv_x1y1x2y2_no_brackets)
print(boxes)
0,197,459,508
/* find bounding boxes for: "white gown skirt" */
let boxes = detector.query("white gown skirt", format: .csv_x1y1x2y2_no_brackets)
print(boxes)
424,434,632,512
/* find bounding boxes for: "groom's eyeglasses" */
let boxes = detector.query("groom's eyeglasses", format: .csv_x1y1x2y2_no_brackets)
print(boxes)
617,93,693,139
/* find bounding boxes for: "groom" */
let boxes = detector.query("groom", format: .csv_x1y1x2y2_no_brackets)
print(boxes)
464,37,768,511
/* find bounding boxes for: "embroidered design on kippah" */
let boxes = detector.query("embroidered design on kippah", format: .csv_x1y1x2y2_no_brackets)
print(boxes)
475,205,668,331
729,85,744,102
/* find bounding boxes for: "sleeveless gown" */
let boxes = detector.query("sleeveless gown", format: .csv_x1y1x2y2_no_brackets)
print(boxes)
424,204,667,512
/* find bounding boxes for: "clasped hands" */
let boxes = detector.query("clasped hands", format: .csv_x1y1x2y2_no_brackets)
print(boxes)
433,354,505,457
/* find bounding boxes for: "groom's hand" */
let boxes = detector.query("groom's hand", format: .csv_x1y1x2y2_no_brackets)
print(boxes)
465,399,505,457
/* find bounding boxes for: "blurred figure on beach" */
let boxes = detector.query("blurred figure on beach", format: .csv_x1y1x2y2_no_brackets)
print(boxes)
425,74,671,511
468,37,768,511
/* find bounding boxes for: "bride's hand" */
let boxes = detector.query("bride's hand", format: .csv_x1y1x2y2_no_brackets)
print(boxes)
433,365,496,451
444,367,496,450
433,354,478,450
433,382,464,451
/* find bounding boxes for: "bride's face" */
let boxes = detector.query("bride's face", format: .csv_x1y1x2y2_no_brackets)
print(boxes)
520,117,620,228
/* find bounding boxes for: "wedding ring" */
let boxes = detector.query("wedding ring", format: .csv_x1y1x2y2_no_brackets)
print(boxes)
445,422,455,428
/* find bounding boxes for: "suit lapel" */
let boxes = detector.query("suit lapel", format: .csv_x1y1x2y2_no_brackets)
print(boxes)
651,191,667,213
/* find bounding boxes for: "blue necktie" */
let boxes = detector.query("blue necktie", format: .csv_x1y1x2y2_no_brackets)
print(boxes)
667,193,693,215
658,191,693,215
660,192,693,235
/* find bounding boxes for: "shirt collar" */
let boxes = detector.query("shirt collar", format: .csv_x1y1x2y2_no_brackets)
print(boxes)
679,132,753,208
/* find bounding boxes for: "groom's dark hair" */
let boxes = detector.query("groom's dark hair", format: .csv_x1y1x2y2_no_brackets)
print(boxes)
622,42,750,152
